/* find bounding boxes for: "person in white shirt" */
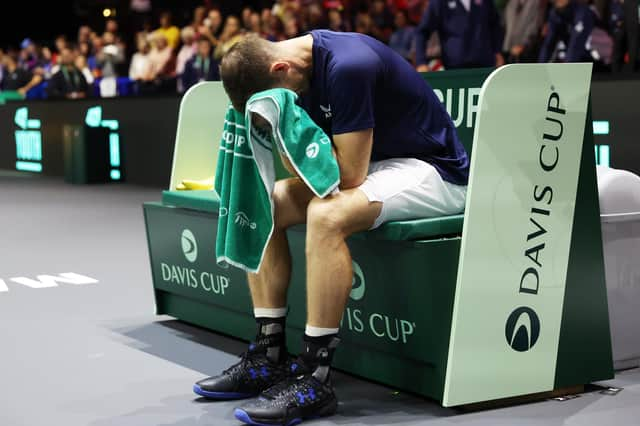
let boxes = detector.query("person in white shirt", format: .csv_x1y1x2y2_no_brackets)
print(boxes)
129,36,152,82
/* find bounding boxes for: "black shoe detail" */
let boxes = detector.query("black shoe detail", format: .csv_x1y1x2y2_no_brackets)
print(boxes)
234,359,338,425
194,344,290,400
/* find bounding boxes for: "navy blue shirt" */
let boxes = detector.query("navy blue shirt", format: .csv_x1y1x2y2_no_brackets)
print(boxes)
300,30,469,185
415,0,502,68
538,3,596,63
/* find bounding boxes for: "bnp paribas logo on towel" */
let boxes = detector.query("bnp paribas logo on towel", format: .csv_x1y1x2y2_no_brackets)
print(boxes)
343,260,416,344
181,229,198,263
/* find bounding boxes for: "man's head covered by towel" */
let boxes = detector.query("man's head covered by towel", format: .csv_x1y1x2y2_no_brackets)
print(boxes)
195,30,470,426
219,34,310,114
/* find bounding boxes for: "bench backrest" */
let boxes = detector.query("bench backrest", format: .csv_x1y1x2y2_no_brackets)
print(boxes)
168,69,493,190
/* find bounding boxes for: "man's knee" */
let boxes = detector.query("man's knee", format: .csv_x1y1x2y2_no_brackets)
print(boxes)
306,197,348,237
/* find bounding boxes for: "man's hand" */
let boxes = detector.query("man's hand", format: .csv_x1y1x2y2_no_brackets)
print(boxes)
495,53,505,67
417,64,429,72
333,128,373,189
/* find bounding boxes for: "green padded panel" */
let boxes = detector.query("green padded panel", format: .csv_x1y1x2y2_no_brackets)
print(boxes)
162,190,463,241
368,214,463,241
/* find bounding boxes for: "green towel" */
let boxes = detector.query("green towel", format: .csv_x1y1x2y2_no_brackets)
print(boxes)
215,88,340,272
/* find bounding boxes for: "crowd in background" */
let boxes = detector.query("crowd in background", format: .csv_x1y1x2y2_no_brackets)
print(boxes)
0,0,639,100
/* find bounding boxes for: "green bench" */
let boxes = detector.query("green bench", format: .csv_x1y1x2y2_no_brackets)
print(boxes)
144,64,613,407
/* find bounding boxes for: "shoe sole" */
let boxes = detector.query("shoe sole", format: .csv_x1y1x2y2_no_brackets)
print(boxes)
193,384,254,400
234,399,338,426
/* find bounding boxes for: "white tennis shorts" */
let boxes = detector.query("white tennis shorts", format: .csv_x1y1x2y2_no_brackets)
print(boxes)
358,158,467,229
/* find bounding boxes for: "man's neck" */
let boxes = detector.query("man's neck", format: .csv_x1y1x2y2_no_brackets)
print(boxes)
275,34,314,92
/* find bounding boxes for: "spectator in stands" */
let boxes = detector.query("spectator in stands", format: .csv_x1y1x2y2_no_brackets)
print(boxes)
47,47,89,99
213,15,244,61
0,51,42,97
611,0,640,72
53,35,68,64
389,9,415,61
105,19,121,40
129,35,152,83
370,0,394,42
191,6,208,34
75,54,94,85
283,16,302,38
155,11,181,50
19,38,39,72
538,0,597,63
249,11,263,35
200,8,224,47
78,25,92,45
503,0,547,63
264,13,286,41
303,2,328,31
38,46,55,79
242,6,254,30
328,8,348,32
261,7,273,28
144,32,176,93
407,0,427,23
89,34,103,77
97,32,126,79
355,10,376,37
176,27,198,92
78,41,91,59
415,0,504,71
182,38,219,91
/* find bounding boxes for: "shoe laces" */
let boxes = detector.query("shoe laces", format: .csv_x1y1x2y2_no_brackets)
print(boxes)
262,357,314,399
222,343,270,376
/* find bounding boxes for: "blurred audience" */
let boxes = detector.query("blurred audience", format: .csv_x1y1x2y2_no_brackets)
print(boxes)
1,51,42,96
3,0,639,101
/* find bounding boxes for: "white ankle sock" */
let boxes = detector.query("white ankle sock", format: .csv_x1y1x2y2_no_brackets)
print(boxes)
254,307,288,319
305,325,339,337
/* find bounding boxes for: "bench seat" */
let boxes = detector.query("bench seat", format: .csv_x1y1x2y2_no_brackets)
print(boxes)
162,190,464,241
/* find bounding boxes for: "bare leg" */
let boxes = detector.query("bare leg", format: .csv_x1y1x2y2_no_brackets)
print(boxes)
305,189,382,328
247,178,314,309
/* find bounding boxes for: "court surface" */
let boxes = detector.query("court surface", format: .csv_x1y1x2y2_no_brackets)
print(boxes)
1,172,638,426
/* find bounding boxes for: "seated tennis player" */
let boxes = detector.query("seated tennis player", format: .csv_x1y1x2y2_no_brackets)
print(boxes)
194,30,468,426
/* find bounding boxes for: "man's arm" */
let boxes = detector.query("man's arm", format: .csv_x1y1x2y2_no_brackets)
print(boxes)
333,128,373,190
17,73,42,96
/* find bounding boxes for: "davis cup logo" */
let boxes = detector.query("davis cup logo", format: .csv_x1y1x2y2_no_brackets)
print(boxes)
306,142,319,159
350,260,365,301
181,229,198,263
505,307,541,352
